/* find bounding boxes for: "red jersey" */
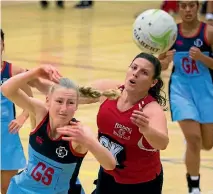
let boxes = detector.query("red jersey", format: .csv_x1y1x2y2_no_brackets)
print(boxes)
97,94,161,184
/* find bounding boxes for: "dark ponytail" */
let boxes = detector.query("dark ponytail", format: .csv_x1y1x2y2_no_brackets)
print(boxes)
148,77,167,109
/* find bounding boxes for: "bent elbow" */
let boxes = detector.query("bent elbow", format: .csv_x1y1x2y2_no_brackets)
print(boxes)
104,160,116,171
160,144,168,150
159,137,169,150
105,166,115,171
1,84,10,98
159,60,170,71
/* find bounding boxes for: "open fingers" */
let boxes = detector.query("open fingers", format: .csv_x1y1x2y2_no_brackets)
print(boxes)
62,136,74,141
131,114,149,124
57,128,76,137
8,121,16,130
132,110,149,118
9,121,21,133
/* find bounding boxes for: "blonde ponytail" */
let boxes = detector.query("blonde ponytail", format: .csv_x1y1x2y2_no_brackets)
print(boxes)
79,86,121,100
102,89,121,100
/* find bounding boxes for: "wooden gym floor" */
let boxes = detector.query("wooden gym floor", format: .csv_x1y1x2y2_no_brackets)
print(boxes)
1,1,213,194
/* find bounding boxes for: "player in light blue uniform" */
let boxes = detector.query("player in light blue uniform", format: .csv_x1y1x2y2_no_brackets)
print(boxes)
170,22,213,123
2,65,116,194
7,114,86,194
1,29,33,194
159,1,213,193
1,61,26,173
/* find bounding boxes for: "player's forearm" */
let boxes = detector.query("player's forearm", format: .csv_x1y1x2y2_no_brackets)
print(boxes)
16,110,30,126
1,69,37,98
18,110,36,128
158,50,175,70
28,78,53,95
200,54,213,69
200,54,213,70
142,127,169,150
158,54,170,70
159,58,170,70
86,138,116,170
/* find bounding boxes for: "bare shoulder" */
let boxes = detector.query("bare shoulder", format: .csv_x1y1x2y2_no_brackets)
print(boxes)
143,101,167,131
143,101,166,118
206,24,213,44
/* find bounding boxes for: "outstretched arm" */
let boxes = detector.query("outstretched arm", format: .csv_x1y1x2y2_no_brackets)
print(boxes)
29,75,123,105
28,77,53,95
57,122,116,170
29,78,100,104
1,66,58,128
28,65,61,95
84,137,116,170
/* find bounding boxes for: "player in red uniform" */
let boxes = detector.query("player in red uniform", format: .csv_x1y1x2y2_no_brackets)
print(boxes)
91,52,168,194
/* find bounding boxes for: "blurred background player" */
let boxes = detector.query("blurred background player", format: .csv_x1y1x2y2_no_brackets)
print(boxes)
74,1,93,9
0,29,34,194
200,0,213,24
40,1,93,9
161,0,213,25
159,1,213,193
200,0,213,26
40,1,64,9
161,0,179,15
205,0,213,25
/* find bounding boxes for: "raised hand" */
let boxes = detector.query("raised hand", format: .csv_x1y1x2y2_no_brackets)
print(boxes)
189,46,202,61
36,65,62,83
166,49,176,61
130,103,150,133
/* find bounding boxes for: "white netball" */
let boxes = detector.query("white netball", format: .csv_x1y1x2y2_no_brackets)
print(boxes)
133,9,178,55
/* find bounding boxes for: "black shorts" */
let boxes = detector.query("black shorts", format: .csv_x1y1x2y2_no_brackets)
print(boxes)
93,167,163,194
